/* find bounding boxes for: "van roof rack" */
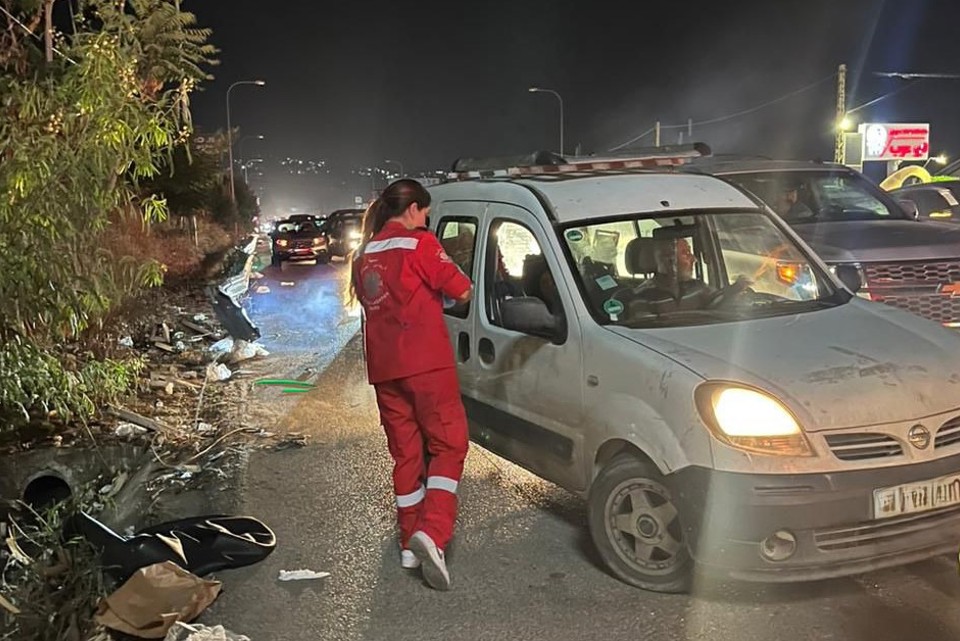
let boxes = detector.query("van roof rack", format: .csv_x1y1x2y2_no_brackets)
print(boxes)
445,143,711,182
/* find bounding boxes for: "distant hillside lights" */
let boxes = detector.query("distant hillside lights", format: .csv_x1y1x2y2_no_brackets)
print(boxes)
280,157,329,176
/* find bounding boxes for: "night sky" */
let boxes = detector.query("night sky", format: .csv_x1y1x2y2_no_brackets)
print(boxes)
189,0,960,173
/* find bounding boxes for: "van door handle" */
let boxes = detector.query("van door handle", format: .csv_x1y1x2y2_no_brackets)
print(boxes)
458,332,470,362
478,338,496,365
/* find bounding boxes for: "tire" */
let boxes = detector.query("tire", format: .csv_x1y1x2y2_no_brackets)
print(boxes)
271,254,281,268
588,454,692,593
279,259,288,273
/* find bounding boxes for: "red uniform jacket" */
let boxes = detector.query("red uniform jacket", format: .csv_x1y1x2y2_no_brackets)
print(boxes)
355,221,472,384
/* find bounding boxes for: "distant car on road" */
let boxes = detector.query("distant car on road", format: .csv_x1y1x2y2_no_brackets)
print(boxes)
888,181,960,224
323,208,365,258
269,216,329,269
686,159,960,328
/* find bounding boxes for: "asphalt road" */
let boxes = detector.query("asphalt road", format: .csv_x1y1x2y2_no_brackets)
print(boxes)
204,256,960,641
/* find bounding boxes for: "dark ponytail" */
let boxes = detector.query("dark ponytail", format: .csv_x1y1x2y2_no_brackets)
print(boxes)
349,179,432,302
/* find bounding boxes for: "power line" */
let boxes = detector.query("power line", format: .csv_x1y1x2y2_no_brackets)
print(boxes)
847,80,921,115
608,72,837,152
0,4,77,65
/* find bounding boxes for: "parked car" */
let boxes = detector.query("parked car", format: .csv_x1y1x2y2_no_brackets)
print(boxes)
888,181,960,223
323,208,365,258
269,216,329,269
685,159,960,328
428,152,960,592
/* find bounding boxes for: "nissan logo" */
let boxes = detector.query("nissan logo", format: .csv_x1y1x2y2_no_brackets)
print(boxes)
908,424,931,450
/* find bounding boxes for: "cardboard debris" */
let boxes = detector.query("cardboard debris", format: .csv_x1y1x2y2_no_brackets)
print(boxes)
255,285,270,294
95,561,221,639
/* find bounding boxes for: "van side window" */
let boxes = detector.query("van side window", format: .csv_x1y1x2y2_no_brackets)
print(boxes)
438,218,478,318
486,220,563,326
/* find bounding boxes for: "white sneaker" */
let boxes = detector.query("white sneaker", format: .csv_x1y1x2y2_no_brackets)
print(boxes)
408,531,450,591
401,549,420,569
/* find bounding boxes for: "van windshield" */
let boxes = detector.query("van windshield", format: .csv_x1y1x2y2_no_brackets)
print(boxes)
561,211,847,328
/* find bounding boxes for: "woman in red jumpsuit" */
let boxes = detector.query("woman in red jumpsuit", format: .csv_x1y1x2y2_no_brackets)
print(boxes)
350,179,472,591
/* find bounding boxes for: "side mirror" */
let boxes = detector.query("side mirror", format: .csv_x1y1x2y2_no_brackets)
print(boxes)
897,198,920,221
834,264,863,294
500,297,561,343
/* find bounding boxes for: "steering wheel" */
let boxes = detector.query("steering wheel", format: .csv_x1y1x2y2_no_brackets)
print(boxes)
706,277,754,309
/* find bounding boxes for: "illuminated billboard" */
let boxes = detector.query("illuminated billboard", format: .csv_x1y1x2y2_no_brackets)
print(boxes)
857,123,930,161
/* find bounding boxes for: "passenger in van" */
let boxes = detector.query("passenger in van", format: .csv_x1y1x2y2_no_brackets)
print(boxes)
350,179,473,591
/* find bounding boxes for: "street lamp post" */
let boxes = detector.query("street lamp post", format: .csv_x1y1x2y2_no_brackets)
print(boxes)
226,80,265,206
239,135,265,183
528,87,564,156
384,159,404,178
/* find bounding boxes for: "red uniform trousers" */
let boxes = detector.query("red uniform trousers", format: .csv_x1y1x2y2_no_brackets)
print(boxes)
374,366,468,551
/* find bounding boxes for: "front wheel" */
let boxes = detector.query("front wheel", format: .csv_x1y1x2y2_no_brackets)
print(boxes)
588,455,692,593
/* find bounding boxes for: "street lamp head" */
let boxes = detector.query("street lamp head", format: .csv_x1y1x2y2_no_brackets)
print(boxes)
838,115,855,132
528,87,540,93
254,80,266,86
936,154,949,165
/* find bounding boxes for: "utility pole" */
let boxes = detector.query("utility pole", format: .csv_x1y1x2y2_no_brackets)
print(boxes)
655,121,661,147
44,0,54,63
834,63,847,164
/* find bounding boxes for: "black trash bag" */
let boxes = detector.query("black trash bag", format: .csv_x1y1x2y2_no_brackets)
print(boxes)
65,512,277,582
207,285,261,342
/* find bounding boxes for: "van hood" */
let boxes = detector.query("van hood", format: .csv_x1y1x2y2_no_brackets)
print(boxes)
791,220,960,263
606,300,960,431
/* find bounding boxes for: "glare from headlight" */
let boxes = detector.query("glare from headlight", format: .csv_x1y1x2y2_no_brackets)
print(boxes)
696,384,813,457
713,388,800,437
348,230,362,240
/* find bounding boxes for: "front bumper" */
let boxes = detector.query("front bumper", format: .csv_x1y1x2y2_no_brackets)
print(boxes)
671,453,960,582
275,246,327,261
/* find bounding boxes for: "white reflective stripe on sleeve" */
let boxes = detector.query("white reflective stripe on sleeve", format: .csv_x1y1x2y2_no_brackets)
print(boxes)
426,476,459,495
396,485,425,508
365,237,419,254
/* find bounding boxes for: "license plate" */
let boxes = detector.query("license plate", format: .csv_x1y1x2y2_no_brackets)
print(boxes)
873,473,960,519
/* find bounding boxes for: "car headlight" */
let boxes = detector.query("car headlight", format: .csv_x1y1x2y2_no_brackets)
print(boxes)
695,384,813,456
313,237,326,246
277,239,288,247
348,230,362,240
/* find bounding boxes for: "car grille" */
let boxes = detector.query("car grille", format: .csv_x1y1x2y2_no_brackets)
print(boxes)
935,416,960,449
864,261,960,283
814,504,960,551
824,433,903,461
863,261,960,325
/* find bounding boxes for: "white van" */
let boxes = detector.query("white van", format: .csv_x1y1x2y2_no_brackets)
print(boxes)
428,151,960,593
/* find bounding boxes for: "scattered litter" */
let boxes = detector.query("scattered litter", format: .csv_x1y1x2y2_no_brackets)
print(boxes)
196,422,216,435
207,450,227,463
95,561,222,639
107,406,173,434
192,313,208,323
5,534,32,565
115,422,149,438
273,433,307,451
165,622,251,641
280,281,295,287
119,336,134,348
255,285,271,294
0,593,20,615
174,340,188,352
206,362,233,382
278,569,330,582
154,341,177,353
229,340,270,364
250,271,265,280
208,337,235,356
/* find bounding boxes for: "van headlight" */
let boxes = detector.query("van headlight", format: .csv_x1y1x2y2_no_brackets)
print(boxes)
695,384,814,457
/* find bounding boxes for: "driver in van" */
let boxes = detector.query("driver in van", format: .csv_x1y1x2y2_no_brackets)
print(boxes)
629,236,712,311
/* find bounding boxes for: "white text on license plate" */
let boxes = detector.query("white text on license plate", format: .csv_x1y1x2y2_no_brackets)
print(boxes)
873,473,960,519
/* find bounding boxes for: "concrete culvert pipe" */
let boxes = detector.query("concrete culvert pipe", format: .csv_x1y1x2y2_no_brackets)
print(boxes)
22,473,73,511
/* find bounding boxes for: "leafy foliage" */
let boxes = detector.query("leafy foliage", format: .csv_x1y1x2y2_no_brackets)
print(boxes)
0,0,216,431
